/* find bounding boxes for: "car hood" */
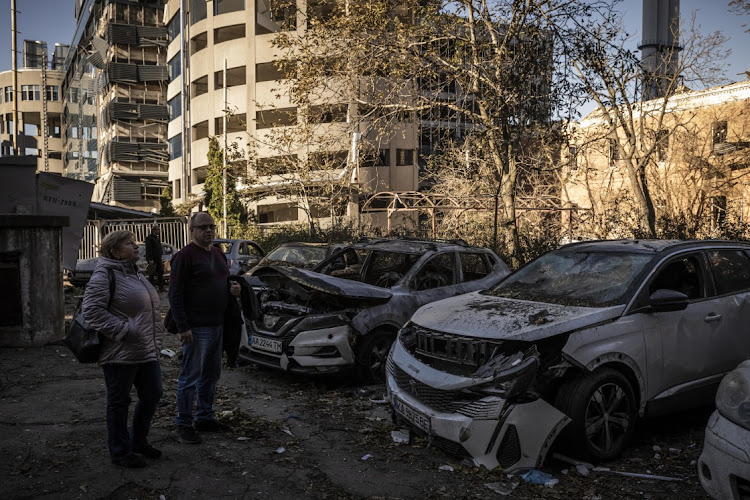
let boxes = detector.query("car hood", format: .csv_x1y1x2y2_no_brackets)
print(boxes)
75,258,99,271
253,266,392,301
410,291,625,342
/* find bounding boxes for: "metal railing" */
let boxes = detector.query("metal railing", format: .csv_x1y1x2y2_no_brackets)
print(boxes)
78,216,189,259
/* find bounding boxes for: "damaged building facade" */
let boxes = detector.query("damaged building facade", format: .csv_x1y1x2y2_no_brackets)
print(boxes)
64,0,169,212
563,80,750,236
0,41,68,174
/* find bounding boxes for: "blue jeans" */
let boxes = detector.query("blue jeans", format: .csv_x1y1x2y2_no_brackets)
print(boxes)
175,325,223,427
102,361,163,461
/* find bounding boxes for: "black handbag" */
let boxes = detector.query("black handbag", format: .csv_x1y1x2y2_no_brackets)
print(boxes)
64,268,116,363
164,307,178,334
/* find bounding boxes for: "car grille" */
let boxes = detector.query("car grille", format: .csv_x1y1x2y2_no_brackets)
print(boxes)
496,424,521,469
387,357,502,418
411,324,506,372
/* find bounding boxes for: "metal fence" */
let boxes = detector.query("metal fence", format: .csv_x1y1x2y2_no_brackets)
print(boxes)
78,217,189,259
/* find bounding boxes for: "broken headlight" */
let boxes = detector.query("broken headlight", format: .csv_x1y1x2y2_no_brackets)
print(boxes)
470,348,540,400
715,360,750,431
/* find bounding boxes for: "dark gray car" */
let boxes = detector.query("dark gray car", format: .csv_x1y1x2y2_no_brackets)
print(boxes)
241,238,510,382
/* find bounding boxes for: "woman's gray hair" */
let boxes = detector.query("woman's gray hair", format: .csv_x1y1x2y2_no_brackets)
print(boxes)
100,230,135,259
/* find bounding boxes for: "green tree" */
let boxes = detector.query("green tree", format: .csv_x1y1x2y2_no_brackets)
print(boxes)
204,136,247,236
159,186,176,217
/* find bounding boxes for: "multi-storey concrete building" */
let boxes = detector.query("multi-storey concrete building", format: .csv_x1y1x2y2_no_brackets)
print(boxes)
0,41,67,175
64,0,169,212
164,0,419,228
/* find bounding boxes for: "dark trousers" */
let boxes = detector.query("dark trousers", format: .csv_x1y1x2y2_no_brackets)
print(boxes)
102,361,163,461
149,260,164,290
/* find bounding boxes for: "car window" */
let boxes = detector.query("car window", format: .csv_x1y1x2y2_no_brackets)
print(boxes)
489,251,653,307
162,244,173,254
362,251,420,288
238,242,250,256
413,253,456,290
248,242,264,255
214,241,232,253
460,252,489,282
263,246,329,268
648,254,705,300
317,248,364,277
707,250,750,295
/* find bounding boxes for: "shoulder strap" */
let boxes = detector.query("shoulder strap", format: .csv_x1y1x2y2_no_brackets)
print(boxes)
106,267,116,308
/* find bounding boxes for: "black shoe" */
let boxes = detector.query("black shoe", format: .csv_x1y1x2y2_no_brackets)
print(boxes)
133,444,162,459
112,454,147,468
177,425,202,444
194,420,231,432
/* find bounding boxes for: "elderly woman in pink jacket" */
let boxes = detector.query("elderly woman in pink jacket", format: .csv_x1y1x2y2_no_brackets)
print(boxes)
83,230,163,468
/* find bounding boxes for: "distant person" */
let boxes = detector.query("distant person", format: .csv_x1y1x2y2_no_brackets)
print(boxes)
82,230,164,468
169,213,240,444
145,225,164,292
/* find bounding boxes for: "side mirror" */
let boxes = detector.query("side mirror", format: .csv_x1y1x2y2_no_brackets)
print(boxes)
648,289,689,312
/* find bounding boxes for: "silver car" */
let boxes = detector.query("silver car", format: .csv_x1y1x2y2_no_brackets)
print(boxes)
387,239,750,473
241,238,510,382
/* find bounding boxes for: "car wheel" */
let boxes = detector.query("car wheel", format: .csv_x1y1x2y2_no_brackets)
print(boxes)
355,331,395,384
554,367,637,461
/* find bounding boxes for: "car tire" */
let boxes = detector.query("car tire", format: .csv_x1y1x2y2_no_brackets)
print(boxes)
355,330,395,384
554,367,637,461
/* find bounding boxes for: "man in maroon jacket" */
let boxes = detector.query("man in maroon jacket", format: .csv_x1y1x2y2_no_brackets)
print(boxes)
169,212,240,444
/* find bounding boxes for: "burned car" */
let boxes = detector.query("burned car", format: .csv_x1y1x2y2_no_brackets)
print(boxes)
240,238,510,382
386,240,750,473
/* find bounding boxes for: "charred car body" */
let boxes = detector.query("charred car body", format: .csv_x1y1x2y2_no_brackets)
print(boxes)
387,240,750,473
241,238,510,381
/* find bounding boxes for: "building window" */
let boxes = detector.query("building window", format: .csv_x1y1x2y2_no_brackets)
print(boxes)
4,86,13,102
168,95,182,121
215,113,247,135
168,54,181,82
256,61,288,82
49,151,62,160
191,75,208,97
255,107,297,129
656,130,669,162
712,120,728,145
192,120,209,141
45,85,59,101
215,0,245,16
169,133,182,160
214,66,246,89
47,115,62,138
308,104,347,124
167,13,181,40
193,166,208,184
21,85,40,101
190,0,207,24
396,149,413,166
191,32,208,54
608,138,619,164
256,0,296,34
214,24,246,44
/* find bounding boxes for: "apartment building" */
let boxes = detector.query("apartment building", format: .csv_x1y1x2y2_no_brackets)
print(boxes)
564,79,750,232
164,0,419,228
64,0,169,212
0,41,67,175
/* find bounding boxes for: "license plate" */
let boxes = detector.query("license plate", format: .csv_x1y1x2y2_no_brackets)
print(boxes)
394,398,431,433
250,335,282,354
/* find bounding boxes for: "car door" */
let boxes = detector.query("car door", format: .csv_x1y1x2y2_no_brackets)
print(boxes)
703,248,750,373
638,251,729,400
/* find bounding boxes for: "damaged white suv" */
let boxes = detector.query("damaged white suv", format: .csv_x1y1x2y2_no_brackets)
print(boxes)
241,238,510,382
387,239,750,473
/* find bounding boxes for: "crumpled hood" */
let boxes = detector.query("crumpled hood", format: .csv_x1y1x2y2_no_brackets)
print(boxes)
254,265,392,301
410,291,625,342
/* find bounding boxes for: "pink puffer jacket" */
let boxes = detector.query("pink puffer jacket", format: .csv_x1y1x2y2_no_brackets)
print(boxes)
82,257,163,365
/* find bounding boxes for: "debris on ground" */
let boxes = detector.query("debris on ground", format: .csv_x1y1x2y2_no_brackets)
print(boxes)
520,469,554,485
391,429,410,444
485,481,519,495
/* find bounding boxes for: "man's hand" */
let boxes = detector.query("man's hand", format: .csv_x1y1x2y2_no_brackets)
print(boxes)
229,281,241,296
180,330,193,345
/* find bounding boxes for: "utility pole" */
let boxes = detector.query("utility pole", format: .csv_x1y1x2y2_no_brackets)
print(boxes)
41,45,49,171
11,0,19,155
222,59,227,238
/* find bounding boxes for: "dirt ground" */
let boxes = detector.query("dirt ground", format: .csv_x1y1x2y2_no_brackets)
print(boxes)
0,287,713,499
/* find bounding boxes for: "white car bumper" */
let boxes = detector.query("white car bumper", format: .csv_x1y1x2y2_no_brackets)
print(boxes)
699,410,750,500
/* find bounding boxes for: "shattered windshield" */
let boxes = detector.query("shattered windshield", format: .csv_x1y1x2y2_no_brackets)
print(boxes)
261,246,329,269
487,251,653,307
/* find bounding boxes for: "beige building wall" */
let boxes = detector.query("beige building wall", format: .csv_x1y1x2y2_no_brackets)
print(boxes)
164,0,419,228
564,80,750,234
0,68,65,175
